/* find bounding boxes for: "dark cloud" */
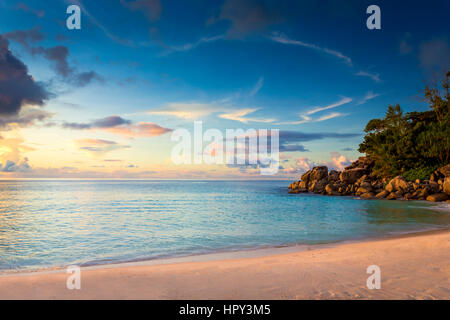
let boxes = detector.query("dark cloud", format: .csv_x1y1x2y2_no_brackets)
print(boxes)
276,131,359,152
31,45,72,77
0,158,30,172
5,28,103,88
0,36,49,116
62,116,172,138
0,108,52,129
74,71,104,87
341,147,353,151
210,0,282,38
121,0,162,21
75,138,130,155
279,130,360,142
16,2,45,18
3,26,45,48
279,143,308,152
419,39,450,72
63,116,132,130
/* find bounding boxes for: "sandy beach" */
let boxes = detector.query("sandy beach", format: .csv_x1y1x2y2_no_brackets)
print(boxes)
0,229,449,300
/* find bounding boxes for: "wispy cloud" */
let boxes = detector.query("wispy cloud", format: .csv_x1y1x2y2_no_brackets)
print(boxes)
74,138,130,157
161,35,225,55
249,77,264,96
279,97,352,125
219,108,275,123
356,70,381,83
148,103,220,120
305,97,352,115
65,0,135,47
315,112,346,121
357,91,381,105
269,32,353,66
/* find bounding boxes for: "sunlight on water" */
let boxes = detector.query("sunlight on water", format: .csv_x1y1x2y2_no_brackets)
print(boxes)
0,180,449,271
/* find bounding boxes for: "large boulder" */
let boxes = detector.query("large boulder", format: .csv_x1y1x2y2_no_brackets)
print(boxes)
426,193,449,202
301,170,311,183
385,176,408,193
310,178,328,194
309,166,328,181
328,170,340,182
340,168,367,184
375,190,389,199
325,184,341,196
444,177,450,196
360,192,375,199
344,156,375,171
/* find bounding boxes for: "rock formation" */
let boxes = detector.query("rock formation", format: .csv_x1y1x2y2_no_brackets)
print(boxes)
288,157,450,202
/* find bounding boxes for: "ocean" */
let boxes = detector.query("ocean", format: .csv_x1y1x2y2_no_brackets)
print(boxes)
0,180,449,271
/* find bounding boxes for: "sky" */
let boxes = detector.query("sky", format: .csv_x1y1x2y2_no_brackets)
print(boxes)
0,0,449,179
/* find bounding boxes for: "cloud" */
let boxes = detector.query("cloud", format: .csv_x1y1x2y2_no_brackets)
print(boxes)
3,26,44,48
0,158,30,172
266,130,360,153
323,152,352,171
63,115,172,138
296,156,313,172
0,107,52,129
148,103,220,120
0,36,49,116
75,138,130,156
270,32,352,66
5,27,103,87
121,0,162,22
279,97,352,125
65,0,134,47
30,45,103,86
315,112,346,122
279,130,359,143
356,70,381,83
16,2,45,18
219,108,275,123
306,97,352,115
209,0,281,38
249,77,264,96
160,35,225,55
357,91,380,105
103,122,172,138
31,45,72,77
419,39,450,71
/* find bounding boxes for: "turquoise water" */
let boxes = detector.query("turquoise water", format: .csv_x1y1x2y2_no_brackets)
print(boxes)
0,180,449,271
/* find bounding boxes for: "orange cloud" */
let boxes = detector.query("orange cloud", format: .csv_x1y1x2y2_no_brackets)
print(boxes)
102,122,172,138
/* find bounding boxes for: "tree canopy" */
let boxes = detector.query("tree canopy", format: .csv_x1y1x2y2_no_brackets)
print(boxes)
359,71,450,179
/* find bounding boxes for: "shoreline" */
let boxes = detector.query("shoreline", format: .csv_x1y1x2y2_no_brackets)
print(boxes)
1,199,448,277
1,225,449,278
1,227,449,299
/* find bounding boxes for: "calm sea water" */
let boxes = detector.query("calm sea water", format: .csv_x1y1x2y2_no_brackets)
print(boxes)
0,180,449,271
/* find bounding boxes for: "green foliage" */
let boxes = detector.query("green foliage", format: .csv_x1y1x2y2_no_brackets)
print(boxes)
403,166,438,182
359,71,450,178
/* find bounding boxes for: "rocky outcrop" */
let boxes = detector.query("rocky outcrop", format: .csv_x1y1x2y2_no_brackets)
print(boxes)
426,193,449,202
288,158,450,202
444,178,450,196
340,168,367,184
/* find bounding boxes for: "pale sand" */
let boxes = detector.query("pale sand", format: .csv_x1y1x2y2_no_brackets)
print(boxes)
0,230,449,300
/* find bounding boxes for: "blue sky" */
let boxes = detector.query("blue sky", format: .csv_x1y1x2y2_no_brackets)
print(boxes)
0,0,449,178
